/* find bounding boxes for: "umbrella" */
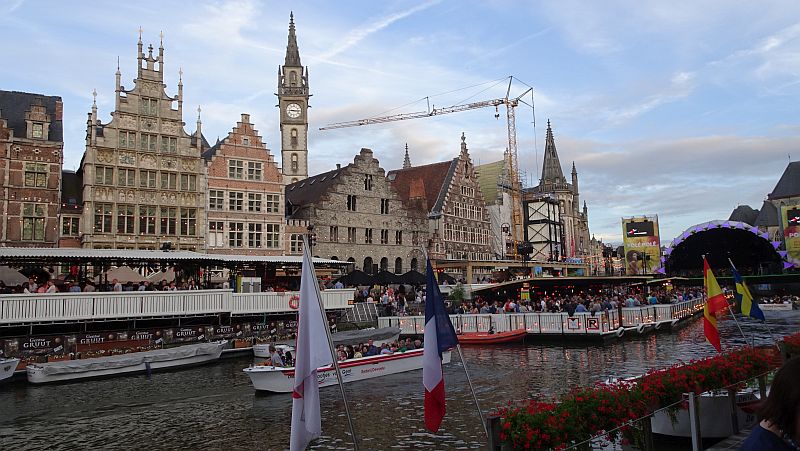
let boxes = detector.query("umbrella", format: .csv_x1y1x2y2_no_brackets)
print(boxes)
375,270,401,285
101,266,146,283
0,266,28,285
398,270,426,285
437,272,457,285
334,270,375,287
149,267,176,283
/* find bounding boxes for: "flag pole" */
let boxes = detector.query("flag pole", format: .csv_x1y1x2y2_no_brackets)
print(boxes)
305,233,360,451
727,258,771,348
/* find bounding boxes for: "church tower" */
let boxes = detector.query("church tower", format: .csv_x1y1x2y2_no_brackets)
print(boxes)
278,12,309,184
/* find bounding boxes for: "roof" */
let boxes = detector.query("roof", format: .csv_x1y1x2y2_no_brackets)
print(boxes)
475,160,505,203
768,161,800,200
0,90,63,142
753,200,779,227
61,170,83,210
540,120,566,185
387,159,457,213
201,136,227,161
285,166,345,206
728,205,759,226
191,130,211,152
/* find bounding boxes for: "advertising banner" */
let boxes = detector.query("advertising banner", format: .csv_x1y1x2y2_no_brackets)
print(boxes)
622,216,661,275
781,205,800,266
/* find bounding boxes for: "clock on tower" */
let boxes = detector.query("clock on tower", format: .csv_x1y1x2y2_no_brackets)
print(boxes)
278,13,309,184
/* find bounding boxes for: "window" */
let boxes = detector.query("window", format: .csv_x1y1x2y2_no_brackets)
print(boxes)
208,221,224,247
24,163,47,188
248,223,262,248
119,131,136,148
412,231,419,246
160,136,178,153
209,190,224,210
329,226,338,242
160,172,177,190
290,128,298,147
248,193,262,212
395,230,403,245
139,206,157,235
32,123,44,139
242,137,250,146
118,168,135,187
380,199,390,214
180,208,196,236
265,223,280,248
265,194,280,213
116,204,135,234
94,203,113,233
228,160,244,179
247,162,262,180
364,174,373,190
290,234,303,253
380,229,389,244
291,154,298,172
347,227,356,243
364,228,373,244
22,203,46,240
228,222,244,247
95,166,113,185
395,257,403,274
139,170,157,188
140,97,158,116
160,207,177,235
229,192,244,211
62,217,79,236
180,174,196,191
140,133,157,151
347,195,357,211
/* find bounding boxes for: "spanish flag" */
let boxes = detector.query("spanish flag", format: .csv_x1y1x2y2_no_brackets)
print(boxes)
731,267,765,321
703,258,728,352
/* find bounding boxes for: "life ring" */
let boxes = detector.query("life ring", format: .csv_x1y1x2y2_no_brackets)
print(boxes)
616,328,625,338
637,324,646,334
289,295,300,310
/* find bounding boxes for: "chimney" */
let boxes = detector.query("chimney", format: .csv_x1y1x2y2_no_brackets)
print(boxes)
336,164,341,170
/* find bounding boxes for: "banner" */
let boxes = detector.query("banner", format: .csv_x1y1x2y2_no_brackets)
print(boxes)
781,204,800,266
622,216,661,275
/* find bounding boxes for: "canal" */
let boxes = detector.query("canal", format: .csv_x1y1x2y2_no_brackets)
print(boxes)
1,311,798,450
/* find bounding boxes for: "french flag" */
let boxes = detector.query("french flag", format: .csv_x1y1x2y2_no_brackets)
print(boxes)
423,259,458,432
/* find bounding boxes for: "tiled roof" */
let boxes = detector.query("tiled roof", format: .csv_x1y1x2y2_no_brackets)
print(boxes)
768,161,800,200
387,159,456,214
754,200,779,227
201,136,227,161
285,166,346,206
728,205,759,226
191,130,211,153
0,90,63,142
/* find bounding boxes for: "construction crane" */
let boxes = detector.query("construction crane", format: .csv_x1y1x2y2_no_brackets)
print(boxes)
320,77,532,259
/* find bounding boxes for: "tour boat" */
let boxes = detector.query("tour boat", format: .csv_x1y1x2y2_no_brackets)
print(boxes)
26,341,226,384
760,303,794,311
457,329,527,344
253,326,401,358
1,357,20,382
244,348,451,393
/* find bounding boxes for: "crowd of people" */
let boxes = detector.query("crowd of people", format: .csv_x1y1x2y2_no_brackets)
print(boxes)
262,337,424,367
0,276,206,294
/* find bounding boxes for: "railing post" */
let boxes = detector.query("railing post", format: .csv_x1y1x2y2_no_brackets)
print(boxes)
641,415,655,451
485,413,502,451
687,392,702,451
728,389,740,435
758,375,767,401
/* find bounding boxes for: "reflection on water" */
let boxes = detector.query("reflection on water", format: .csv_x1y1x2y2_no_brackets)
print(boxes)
1,311,797,450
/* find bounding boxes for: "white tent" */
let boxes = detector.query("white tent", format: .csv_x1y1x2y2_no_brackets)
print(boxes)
0,266,28,285
97,266,147,283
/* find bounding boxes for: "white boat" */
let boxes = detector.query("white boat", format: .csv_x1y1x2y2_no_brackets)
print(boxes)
1,357,20,382
244,348,451,393
253,326,401,358
651,388,759,438
759,303,794,311
26,341,226,384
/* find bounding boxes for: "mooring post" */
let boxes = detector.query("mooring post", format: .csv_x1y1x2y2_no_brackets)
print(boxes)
687,392,702,451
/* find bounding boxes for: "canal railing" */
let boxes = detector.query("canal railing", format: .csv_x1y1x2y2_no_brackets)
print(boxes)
378,298,705,337
0,289,354,325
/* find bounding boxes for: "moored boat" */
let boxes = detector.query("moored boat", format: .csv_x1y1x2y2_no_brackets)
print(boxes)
253,326,401,358
26,341,226,384
457,329,526,344
244,348,451,393
1,357,20,382
760,303,794,311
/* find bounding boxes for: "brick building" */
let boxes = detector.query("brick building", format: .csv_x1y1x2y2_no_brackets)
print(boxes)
79,34,206,250
0,91,64,247
286,148,427,273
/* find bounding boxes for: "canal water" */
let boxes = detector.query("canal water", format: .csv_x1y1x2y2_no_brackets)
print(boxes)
1,311,798,450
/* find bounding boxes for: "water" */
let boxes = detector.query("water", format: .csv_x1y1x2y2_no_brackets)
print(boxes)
1,312,798,450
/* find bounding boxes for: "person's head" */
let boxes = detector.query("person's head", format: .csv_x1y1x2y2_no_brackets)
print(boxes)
268,345,276,353
759,357,800,440
112,278,119,285
368,339,374,347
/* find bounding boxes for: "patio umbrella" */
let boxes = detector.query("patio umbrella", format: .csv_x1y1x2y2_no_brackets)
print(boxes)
0,266,28,285
398,270,426,285
374,270,401,285
334,270,375,286
101,265,146,283
437,272,457,285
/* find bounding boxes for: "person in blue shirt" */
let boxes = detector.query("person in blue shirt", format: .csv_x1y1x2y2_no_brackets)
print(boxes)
740,357,800,450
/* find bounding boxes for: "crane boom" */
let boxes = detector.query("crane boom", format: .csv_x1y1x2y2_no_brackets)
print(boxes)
319,99,506,130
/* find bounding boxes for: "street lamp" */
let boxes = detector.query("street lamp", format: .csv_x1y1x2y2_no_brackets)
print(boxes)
306,224,316,255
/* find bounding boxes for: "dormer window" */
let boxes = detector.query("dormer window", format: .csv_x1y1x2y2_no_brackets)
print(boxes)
31,123,44,139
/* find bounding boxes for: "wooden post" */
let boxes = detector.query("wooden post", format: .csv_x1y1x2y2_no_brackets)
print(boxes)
687,392,702,451
728,389,740,435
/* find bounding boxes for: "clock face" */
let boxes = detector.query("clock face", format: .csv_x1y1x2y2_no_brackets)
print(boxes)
286,103,302,119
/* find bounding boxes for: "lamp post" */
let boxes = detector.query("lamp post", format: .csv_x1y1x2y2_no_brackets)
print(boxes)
306,224,316,255
500,222,510,260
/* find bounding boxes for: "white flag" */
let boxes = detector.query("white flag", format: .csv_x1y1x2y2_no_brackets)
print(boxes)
290,237,333,451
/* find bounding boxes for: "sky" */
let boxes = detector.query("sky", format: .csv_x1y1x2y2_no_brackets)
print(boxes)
1,0,799,244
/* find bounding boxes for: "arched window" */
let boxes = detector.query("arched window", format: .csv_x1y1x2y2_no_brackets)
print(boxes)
331,256,339,261
394,257,403,274
363,257,374,275
290,72,297,86
380,257,388,271
291,154,298,172
410,258,418,272
291,128,298,148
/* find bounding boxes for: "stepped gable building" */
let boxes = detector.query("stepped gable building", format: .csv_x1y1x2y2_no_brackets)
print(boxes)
475,150,514,259
203,114,288,255
278,13,310,186
79,33,206,250
523,120,590,258
387,134,492,262
285,148,427,274
0,91,64,247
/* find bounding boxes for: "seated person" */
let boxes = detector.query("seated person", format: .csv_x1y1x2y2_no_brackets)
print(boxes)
269,345,284,367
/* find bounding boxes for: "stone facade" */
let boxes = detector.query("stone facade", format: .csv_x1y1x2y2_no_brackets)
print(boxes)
279,13,309,185
0,91,64,247
203,114,288,255
80,35,206,250
286,148,427,273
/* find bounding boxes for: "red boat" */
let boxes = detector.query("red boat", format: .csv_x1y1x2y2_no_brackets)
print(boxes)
457,329,527,344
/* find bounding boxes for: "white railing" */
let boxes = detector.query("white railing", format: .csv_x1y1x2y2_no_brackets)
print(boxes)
0,289,354,324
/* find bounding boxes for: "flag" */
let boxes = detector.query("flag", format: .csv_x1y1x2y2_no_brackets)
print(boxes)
703,258,728,352
423,259,458,432
290,238,333,451
731,267,765,321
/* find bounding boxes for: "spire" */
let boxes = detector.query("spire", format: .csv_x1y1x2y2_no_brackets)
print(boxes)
571,161,577,174
115,57,121,91
460,132,468,153
285,12,301,66
403,143,411,169
540,119,566,186
195,105,202,151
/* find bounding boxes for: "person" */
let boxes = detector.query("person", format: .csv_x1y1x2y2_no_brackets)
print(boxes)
69,282,82,293
268,345,284,367
334,280,344,289
46,280,58,293
365,339,379,356
112,278,122,292
379,343,392,355
740,358,800,450
83,280,96,292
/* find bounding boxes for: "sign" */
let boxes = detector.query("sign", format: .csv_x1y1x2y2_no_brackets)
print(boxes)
782,204,800,267
586,318,600,330
567,317,580,330
622,216,661,275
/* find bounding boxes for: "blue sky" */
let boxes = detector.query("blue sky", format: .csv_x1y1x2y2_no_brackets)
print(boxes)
2,0,799,243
